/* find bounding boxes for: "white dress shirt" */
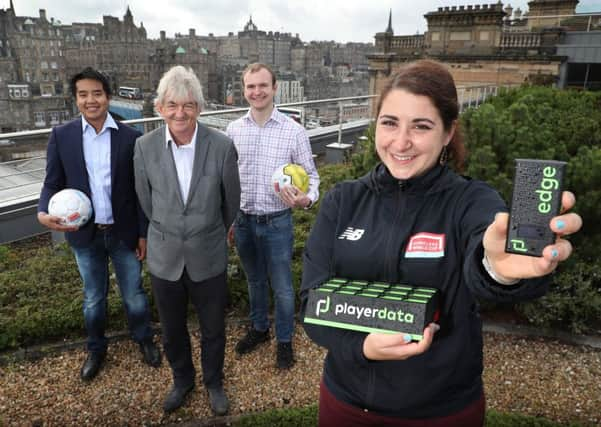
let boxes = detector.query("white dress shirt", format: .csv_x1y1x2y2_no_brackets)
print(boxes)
81,113,118,225
165,124,198,204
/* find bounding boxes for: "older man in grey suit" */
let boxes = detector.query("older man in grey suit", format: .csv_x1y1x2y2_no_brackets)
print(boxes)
134,66,240,415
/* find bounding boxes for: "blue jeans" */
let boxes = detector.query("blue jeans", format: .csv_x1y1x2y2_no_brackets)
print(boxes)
72,229,153,353
234,210,295,342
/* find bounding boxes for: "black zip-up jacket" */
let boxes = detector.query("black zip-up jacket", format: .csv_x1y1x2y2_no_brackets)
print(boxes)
300,163,550,419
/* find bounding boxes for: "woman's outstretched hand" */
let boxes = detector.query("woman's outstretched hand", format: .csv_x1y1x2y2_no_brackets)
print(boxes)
483,191,582,282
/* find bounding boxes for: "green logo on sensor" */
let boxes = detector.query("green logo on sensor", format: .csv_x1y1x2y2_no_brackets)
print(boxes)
511,239,527,252
536,166,559,214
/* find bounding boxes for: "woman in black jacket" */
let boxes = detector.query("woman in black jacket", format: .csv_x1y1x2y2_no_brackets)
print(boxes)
300,60,582,427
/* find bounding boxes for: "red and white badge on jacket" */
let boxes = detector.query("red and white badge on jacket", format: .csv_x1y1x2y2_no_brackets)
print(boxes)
404,232,445,258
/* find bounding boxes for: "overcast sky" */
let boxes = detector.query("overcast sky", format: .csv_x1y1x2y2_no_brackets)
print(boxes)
4,0,601,43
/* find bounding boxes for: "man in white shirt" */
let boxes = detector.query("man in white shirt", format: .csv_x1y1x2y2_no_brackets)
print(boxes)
38,67,160,382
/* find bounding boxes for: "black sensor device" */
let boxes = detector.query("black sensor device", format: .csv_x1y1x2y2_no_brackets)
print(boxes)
506,159,566,257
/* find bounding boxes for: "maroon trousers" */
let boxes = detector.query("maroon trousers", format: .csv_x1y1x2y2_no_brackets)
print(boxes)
318,380,485,427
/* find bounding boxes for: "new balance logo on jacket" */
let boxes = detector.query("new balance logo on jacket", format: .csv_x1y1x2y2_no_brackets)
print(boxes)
338,227,365,241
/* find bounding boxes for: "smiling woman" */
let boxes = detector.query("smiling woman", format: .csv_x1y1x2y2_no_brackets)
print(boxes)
375,89,454,180
374,59,466,177
299,59,582,427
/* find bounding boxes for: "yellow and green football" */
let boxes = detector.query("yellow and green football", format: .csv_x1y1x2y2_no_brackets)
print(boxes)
271,163,309,194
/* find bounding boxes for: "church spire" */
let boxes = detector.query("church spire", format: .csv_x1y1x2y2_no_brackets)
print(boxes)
385,9,393,34
124,5,134,25
244,15,258,31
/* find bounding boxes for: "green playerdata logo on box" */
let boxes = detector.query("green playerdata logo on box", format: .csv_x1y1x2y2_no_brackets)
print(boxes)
304,278,440,341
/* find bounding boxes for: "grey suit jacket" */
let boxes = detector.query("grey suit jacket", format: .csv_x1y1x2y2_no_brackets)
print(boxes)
134,122,241,282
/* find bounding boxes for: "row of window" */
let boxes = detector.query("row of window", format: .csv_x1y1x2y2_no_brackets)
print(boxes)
1,39,63,56
13,48,63,58
14,38,63,48
8,83,63,98
8,86,29,98
41,72,60,82
20,71,60,83
16,25,61,38
34,110,70,127
40,61,59,69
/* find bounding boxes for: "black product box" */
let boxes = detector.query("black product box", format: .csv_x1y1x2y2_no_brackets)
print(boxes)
303,278,440,341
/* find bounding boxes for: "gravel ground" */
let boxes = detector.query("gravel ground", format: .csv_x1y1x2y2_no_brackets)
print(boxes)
0,323,600,426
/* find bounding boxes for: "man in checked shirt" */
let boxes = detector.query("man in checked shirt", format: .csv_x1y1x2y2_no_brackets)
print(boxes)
226,63,320,369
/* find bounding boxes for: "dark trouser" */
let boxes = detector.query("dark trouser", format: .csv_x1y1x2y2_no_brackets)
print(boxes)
318,379,485,427
151,270,227,389
72,229,153,354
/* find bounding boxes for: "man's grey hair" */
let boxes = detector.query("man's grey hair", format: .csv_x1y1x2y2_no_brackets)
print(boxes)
155,65,205,108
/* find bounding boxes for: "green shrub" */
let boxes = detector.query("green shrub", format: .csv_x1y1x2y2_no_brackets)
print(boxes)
485,409,584,427
0,245,9,269
519,260,601,334
0,242,156,350
0,243,82,349
233,405,581,427
462,87,601,264
235,405,317,427
462,86,601,333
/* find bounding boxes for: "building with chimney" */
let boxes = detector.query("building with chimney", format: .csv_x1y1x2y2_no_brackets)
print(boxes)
369,1,600,99
0,3,70,132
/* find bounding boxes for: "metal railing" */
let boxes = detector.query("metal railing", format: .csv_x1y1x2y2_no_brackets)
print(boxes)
0,95,381,243
0,95,377,204
0,95,378,141
0,84,515,152
0,86,511,168
500,32,542,49
457,84,519,112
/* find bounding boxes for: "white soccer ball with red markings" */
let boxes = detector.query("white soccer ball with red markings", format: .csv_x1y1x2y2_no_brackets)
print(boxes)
271,163,309,194
48,189,93,227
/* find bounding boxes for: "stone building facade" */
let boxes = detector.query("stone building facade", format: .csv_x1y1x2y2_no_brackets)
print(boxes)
527,0,580,30
236,16,302,71
0,4,219,131
0,4,376,132
274,74,304,104
0,4,70,132
368,1,590,103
